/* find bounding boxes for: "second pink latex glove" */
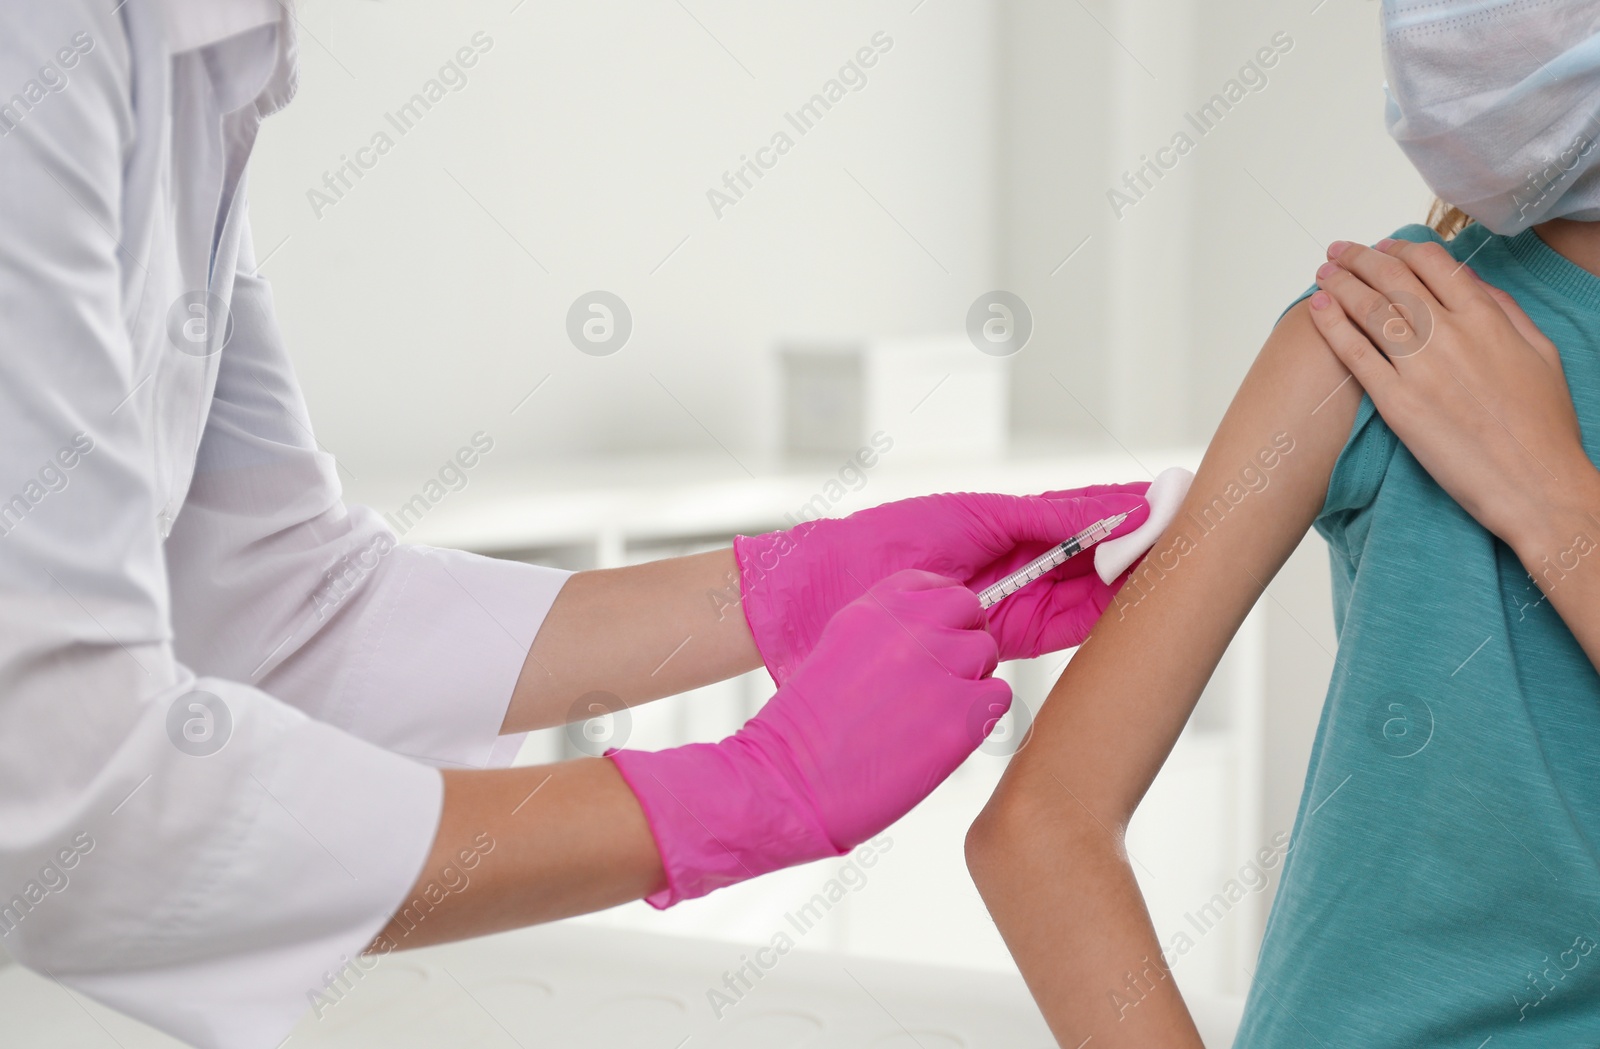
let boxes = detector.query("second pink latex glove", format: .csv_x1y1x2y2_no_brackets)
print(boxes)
608,570,1008,907
734,486,1150,683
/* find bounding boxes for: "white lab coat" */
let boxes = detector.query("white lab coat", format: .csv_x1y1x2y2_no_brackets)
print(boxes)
0,3,569,1047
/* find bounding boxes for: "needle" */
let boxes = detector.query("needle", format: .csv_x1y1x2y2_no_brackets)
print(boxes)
975,511,1131,610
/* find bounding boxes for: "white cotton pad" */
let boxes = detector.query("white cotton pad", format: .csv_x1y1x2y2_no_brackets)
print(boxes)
1094,466,1194,585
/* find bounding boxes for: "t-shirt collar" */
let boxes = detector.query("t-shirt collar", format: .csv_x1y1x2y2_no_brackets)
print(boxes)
1504,227,1600,317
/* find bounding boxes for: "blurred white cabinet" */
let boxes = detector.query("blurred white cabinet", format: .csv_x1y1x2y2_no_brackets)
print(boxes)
779,338,1009,461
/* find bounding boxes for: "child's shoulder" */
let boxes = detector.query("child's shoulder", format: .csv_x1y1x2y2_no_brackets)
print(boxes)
1383,222,1443,246
1383,221,1495,261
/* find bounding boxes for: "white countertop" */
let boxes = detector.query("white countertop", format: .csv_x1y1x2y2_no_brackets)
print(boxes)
0,923,1242,1047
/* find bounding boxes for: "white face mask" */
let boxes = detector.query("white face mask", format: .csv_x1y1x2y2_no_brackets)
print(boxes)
1383,0,1600,235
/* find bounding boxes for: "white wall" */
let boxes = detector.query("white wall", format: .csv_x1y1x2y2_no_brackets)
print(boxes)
250,0,1000,479
253,0,1432,483
1000,0,1434,445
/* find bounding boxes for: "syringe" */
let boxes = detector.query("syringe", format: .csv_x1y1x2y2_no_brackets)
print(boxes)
975,511,1131,610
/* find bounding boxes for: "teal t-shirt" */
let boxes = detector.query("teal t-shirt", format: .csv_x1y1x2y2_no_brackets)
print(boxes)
1237,223,1600,1046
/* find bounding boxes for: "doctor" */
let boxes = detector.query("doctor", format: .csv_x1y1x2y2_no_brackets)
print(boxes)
0,3,1148,1047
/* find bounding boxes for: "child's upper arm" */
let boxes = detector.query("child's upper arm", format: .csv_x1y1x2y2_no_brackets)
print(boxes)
988,298,1365,824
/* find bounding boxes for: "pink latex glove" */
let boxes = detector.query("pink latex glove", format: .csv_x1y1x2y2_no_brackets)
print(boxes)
734,486,1150,683
608,569,1008,907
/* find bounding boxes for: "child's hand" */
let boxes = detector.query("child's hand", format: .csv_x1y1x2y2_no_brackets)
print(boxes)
1306,238,1598,553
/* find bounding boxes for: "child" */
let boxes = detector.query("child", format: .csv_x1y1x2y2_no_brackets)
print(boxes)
966,3,1600,1044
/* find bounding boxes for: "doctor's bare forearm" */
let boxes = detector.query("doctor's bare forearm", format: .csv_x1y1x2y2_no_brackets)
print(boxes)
369,759,665,952
502,548,762,733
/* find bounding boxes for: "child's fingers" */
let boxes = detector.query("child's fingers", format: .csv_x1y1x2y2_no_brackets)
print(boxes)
1314,263,1431,361
1327,241,1436,311
1306,291,1400,403
1476,279,1567,377
1377,238,1486,312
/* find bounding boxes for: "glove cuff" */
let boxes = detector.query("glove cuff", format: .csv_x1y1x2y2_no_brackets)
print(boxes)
606,738,840,908
733,527,824,685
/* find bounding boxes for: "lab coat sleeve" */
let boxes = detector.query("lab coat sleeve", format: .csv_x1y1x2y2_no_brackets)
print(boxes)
165,218,571,772
0,8,460,1048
